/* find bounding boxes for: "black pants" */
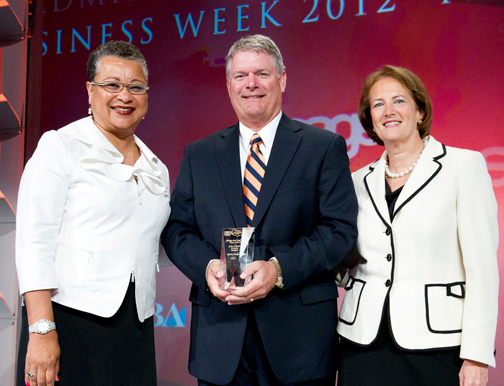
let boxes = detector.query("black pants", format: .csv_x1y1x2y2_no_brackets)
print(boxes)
17,281,156,386
198,310,336,386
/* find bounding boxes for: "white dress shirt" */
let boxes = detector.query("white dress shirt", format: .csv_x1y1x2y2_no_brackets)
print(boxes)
239,111,281,180
16,116,171,322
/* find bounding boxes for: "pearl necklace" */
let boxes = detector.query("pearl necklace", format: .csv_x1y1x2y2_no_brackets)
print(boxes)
385,138,428,179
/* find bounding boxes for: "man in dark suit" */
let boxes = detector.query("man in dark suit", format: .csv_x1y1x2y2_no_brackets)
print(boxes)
162,34,358,386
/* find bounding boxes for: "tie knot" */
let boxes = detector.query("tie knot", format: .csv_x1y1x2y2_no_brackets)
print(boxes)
250,133,263,146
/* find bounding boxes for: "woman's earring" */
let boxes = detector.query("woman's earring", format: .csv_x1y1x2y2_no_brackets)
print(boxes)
88,106,92,115
417,119,423,126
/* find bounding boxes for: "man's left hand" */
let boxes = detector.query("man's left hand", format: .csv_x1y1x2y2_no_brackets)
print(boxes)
224,260,277,305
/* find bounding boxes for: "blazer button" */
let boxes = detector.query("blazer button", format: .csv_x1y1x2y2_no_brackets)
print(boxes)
385,228,391,236
385,279,391,287
386,254,392,262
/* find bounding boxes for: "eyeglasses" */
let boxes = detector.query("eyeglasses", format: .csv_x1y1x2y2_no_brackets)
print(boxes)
90,81,149,95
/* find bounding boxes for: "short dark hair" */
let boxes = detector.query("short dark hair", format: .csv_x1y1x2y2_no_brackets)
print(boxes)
226,34,285,78
87,40,148,82
358,65,432,146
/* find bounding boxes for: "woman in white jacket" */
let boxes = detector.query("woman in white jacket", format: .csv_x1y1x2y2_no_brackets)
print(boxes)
337,65,498,386
16,41,170,386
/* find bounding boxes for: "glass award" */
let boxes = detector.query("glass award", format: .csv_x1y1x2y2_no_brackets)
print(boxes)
220,227,255,290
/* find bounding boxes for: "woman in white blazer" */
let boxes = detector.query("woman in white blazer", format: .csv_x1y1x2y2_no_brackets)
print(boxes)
337,66,498,386
15,41,170,386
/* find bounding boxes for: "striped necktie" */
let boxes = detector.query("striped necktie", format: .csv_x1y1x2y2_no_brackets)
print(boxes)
244,133,266,227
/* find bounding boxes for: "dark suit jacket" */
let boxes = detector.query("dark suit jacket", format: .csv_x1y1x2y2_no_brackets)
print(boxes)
162,114,358,384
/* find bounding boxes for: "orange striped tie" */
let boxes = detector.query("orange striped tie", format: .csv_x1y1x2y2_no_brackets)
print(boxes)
244,134,266,227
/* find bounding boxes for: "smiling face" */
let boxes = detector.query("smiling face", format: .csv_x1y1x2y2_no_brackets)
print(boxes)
86,56,148,139
369,77,424,147
226,50,286,131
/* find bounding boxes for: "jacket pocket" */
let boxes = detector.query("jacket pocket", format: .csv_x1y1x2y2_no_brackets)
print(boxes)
338,276,366,325
53,243,97,291
275,178,315,196
189,284,212,306
300,281,338,305
425,282,465,334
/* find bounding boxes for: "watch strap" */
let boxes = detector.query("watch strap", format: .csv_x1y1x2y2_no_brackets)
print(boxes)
269,257,284,289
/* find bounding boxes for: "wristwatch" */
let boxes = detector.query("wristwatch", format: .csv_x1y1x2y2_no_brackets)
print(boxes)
29,318,56,334
269,257,284,289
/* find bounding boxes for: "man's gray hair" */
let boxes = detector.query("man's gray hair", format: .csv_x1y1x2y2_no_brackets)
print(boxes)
87,40,148,82
226,34,285,78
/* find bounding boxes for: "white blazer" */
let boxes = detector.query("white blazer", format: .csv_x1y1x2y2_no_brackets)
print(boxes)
16,117,171,322
337,136,499,367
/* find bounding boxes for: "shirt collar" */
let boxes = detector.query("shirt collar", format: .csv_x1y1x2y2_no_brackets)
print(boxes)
239,111,282,151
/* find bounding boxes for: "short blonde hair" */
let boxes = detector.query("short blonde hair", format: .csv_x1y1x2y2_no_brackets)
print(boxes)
226,34,285,78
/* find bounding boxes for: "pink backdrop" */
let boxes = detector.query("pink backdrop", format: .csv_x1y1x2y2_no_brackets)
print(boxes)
33,1,504,385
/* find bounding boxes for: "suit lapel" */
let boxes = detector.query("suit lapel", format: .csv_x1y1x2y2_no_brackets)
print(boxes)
392,137,446,220
252,115,302,227
362,137,446,224
215,125,248,227
363,157,391,225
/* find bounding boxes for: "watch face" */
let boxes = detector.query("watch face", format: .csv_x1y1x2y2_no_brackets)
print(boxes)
29,319,55,334
39,321,49,333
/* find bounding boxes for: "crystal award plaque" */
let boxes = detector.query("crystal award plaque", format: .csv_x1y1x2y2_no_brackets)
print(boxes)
220,227,255,290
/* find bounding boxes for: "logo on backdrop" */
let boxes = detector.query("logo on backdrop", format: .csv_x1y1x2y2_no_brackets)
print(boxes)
153,302,187,328
294,113,375,159
481,147,504,188
296,114,504,188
